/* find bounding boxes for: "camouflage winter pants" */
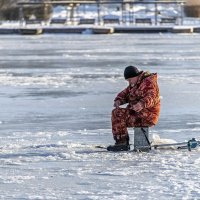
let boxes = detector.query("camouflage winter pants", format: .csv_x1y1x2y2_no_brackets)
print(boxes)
112,107,155,142
111,108,137,142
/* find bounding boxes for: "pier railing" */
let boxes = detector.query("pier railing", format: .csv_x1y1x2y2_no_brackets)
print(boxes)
17,0,186,26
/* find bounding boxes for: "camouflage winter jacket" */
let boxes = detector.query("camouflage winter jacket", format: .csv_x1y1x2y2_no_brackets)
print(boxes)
114,71,160,126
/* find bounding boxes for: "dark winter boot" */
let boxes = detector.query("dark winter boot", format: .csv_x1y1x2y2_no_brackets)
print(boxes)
107,137,130,152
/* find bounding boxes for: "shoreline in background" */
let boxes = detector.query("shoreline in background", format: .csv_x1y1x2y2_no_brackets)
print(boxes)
0,24,199,35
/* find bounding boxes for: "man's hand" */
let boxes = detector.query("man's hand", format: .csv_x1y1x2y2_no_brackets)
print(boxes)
132,102,143,112
113,100,121,108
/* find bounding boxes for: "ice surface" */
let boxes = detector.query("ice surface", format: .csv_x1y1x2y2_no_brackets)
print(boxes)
0,34,200,199
0,130,200,199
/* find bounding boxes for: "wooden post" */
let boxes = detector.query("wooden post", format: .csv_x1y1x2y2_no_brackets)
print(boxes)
44,3,48,25
155,2,158,25
68,3,74,25
134,127,151,152
121,3,123,24
180,2,184,25
19,6,24,26
97,0,101,25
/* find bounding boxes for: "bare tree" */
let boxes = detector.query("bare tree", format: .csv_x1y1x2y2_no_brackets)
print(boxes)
0,0,53,20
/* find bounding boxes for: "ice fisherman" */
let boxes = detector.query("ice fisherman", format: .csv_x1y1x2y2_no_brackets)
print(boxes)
107,66,160,151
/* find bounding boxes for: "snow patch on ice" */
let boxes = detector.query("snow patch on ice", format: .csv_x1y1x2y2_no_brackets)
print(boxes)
0,175,35,184
152,134,177,149
187,122,200,125
0,73,73,87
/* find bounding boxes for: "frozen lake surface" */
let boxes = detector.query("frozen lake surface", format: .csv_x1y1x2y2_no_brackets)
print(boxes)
0,34,200,199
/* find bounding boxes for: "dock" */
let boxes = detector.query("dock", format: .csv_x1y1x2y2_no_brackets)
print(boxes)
114,25,200,33
43,26,114,34
19,28,43,35
0,0,197,35
0,25,199,35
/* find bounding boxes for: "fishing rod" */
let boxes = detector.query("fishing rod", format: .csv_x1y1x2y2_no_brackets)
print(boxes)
148,138,200,151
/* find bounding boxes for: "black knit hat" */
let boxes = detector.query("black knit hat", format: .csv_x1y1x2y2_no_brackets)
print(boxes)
124,66,142,79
